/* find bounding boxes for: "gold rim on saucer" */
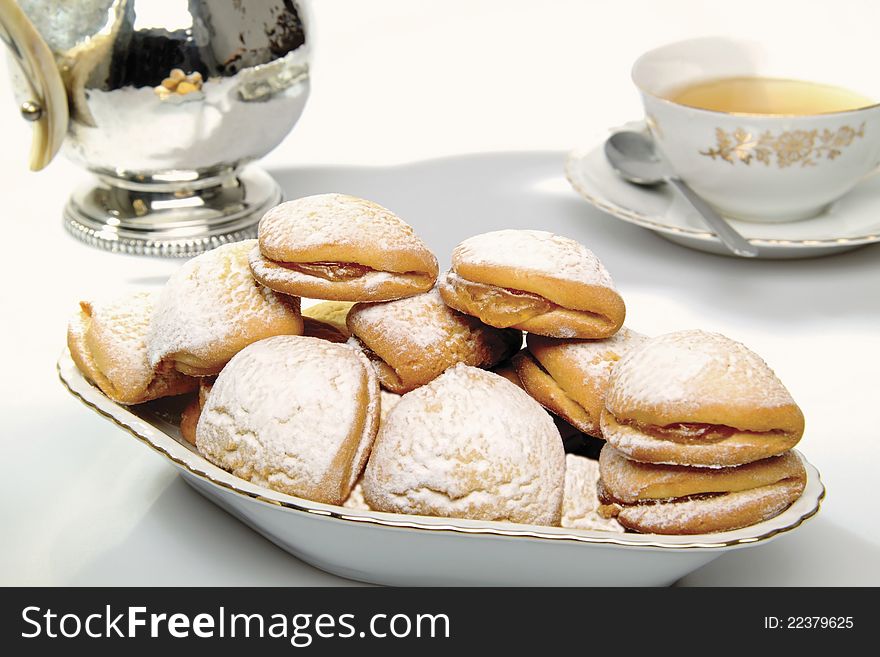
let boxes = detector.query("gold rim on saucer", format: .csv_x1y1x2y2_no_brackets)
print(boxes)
565,145,880,249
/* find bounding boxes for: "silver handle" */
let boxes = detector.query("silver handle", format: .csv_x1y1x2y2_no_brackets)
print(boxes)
668,177,759,258
0,0,68,170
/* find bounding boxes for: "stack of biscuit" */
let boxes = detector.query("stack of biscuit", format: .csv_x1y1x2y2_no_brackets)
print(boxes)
66,192,809,535
595,330,807,534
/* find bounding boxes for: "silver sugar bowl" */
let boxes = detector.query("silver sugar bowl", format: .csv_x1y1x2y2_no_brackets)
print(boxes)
0,0,310,256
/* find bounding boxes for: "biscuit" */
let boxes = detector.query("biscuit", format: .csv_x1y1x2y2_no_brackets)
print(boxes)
379,390,401,424
182,350,381,445
196,335,380,505
302,301,355,336
67,292,196,405
346,288,521,393
597,446,806,534
514,328,646,437
491,356,526,388
362,364,565,525
341,391,400,511
302,317,349,343
601,330,805,467
146,240,303,377
438,230,625,338
301,300,356,343
342,479,371,511
494,353,592,444
180,378,214,445
250,194,438,302
561,454,624,532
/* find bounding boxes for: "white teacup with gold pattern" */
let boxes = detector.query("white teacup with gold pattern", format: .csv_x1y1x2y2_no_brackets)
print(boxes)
633,38,880,222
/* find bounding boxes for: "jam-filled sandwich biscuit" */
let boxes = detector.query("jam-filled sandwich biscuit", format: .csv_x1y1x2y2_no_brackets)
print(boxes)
67,292,196,405
363,364,565,525
601,330,805,468
439,230,625,339
346,288,521,394
196,336,380,505
513,328,646,437
495,354,601,445
249,194,438,302
147,240,303,377
179,378,214,445
597,446,807,534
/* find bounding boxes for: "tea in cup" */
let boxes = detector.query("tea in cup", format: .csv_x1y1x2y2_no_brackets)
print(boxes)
632,38,880,222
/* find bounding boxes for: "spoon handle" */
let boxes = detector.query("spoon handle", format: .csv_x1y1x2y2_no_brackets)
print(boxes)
668,177,759,258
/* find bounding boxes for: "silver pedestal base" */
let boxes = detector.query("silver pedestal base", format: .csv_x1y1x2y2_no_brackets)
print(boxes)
63,166,281,258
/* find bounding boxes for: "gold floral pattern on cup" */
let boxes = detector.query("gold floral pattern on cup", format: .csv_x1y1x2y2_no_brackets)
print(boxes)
699,123,865,168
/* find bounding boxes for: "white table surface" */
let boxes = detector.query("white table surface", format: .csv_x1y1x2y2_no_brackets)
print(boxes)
1,0,878,586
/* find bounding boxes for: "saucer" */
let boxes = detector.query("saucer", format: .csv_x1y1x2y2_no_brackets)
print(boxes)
565,138,880,258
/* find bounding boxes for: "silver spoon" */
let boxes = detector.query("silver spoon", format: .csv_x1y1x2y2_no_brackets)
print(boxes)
604,130,759,258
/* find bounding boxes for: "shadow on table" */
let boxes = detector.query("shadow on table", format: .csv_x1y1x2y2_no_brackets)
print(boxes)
268,151,880,327
61,475,367,586
676,516,880,586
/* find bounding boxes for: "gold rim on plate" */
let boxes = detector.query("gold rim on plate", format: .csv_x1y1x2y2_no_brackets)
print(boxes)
57,349,825,550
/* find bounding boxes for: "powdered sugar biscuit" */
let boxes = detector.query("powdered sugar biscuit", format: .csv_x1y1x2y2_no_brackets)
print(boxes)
363,364,565,525
597,446,806,534
379,390,401,424
514,328,646,437
562,455,624,532
601,330,804,467
250,194,438,302
67,291,196,405
196,335,380,505
438,230,625,338
346,288,521,393
146,240,303,377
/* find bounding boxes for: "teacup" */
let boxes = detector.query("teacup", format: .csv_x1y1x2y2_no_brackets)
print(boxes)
632,38,880,222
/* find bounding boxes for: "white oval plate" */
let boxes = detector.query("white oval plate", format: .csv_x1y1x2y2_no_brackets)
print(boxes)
566,139,880,258
58,349,825,586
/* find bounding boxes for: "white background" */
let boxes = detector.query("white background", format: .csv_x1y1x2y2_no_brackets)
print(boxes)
1,0,878,585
